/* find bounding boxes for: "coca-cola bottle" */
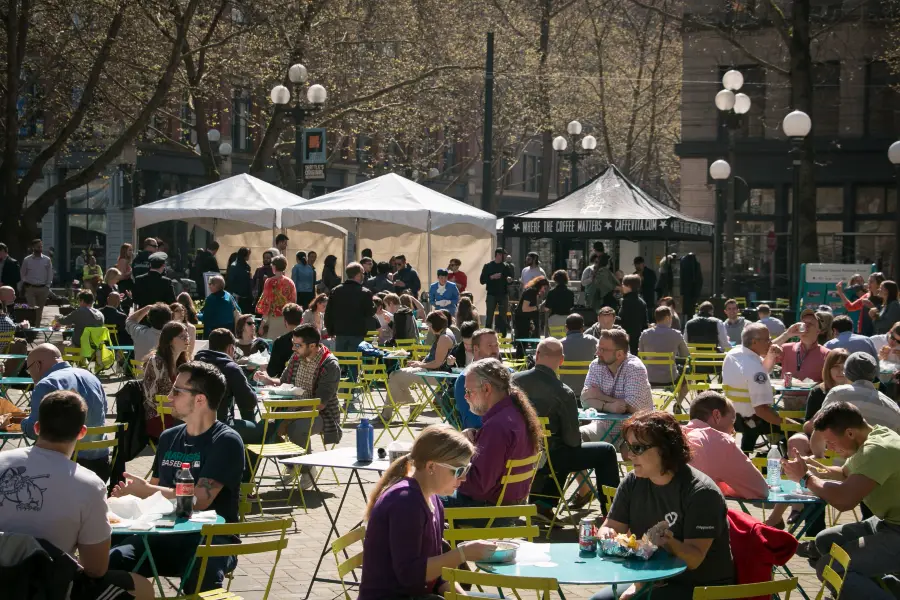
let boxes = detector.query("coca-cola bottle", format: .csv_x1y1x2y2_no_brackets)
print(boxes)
175,462,194,519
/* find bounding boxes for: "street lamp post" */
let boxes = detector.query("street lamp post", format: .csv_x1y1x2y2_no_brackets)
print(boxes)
889,141,900,279
710,159,731,298
714,70,751,297
270,64,327,196
782,110,812,312
195,128,232,174
552,120,597,191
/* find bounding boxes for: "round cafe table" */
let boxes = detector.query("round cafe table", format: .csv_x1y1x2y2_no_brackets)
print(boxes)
477,541,686,599
111,515,225,598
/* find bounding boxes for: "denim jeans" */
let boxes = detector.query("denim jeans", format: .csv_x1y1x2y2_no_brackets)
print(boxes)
485,294,508,336
531,442,619,515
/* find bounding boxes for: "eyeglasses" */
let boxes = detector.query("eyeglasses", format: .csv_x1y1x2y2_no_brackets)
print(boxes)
171,386,200,396
624,441,656,456
435,462,472,479
891,335,900,344
463,386,483,398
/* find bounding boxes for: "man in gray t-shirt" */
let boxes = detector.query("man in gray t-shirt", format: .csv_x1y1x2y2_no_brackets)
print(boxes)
56,289,104,347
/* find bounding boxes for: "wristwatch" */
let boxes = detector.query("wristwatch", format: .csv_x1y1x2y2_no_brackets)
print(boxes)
799,472,811,489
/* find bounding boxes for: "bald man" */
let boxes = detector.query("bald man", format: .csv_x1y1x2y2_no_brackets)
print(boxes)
22,343,110,481
512,339,619,520
0,285,28,334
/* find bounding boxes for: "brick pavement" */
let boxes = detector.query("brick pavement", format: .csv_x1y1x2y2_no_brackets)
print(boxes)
0,306,831,599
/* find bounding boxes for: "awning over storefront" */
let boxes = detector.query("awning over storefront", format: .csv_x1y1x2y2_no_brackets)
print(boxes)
503,165,713,241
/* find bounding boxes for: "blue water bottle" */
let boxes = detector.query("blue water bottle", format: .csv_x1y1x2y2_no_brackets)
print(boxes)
356,419,374,462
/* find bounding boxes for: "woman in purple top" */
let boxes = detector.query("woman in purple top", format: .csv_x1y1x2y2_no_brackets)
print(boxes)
360,425,496,600
444,358,544,509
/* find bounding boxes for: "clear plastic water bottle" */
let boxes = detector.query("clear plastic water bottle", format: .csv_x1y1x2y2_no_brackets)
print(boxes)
766,445,783,489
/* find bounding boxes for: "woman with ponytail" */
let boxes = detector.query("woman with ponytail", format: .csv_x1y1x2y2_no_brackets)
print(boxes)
360,425,495,600
443,358,543,509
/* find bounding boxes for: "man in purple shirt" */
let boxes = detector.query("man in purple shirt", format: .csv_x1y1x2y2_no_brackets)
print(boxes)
443,358,542,509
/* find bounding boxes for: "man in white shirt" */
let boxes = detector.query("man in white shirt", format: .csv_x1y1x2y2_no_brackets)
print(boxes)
520,252,546,288
722,322,784,452
0,390,152,600
20,238,54,325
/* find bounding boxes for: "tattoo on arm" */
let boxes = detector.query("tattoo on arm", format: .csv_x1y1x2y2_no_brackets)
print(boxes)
194,477,224,508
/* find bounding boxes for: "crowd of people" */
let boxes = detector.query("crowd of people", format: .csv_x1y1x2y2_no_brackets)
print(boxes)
5,234,900,600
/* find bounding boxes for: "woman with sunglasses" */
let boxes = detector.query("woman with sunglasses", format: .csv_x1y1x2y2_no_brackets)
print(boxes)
359,425,496,600
593,411,734,600
141,321,189,439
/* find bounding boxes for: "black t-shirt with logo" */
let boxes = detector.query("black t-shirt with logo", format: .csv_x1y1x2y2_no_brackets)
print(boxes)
609,465,734,587
152,421,244,523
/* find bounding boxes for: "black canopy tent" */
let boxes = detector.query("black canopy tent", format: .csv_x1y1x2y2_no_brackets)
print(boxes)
503,165,714,241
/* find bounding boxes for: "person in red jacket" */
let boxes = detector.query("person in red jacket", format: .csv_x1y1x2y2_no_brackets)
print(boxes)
447,258,467,293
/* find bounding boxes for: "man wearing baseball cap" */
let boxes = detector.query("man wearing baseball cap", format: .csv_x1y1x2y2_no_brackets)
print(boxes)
132,252,176,309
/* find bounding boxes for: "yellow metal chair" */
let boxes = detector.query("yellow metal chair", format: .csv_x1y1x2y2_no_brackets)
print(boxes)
360,364,400,443
815,543,851,600
548,325,566,339
687,343,718,353
693,577,798,599
722,385,753,415
558,360,592,379
177,517,292,600
601,484,617,509
673,413,690,422
105,323,120,346
72,423,127,465
195,322,204,340
394,338,418,348
365,330,380,343
529,419,579,535
690,351,726,374
337,380,364,425
63,346,88,368
733,297,748,309
333,351,364,382
444,505,539,548
238,482,256,521
331,525,366,599
244,398,319,514
779,410,806,434
442,568,558,600
493,453,543,525
0,330,14,353
639,352,677,386
652,389,676,412
130,359,145,379
504,358,529,372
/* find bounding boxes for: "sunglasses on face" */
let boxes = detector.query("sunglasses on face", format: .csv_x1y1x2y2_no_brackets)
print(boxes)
436,462,472,478
891,335,900,344
625,441,656,456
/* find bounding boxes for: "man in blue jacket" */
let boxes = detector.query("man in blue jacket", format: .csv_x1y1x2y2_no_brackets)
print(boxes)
453,328,501,429
392,255,421,298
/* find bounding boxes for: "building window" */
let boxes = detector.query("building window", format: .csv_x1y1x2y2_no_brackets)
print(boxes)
816,187,843,214
817,221,843,263
231,89,251,151
855,220,895,273
856,186,897,214
737,188,776,215
866,60,899,138
812,62,840,138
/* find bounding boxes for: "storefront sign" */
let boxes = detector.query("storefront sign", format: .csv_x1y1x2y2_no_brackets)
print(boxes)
304,164,326,181
505,218,714,239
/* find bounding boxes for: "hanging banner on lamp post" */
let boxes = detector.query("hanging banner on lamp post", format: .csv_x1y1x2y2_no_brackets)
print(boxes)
302,128,326,180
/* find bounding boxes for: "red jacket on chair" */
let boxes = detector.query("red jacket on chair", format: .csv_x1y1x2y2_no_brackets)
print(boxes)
727,509,798,599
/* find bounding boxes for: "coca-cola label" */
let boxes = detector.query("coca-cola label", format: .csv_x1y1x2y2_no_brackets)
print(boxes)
176,482,194,496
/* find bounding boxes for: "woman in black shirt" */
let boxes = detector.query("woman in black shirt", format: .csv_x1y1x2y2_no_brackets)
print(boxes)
545,270,574,335
594,411,734,599
514,276,549,339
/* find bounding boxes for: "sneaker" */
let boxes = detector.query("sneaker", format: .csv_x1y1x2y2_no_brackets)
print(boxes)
795,540,821,562
568,492,594,510
299,470,315,491
281,465,300,486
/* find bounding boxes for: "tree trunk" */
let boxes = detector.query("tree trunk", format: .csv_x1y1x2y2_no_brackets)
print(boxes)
790,0,818,265
537,0,554,206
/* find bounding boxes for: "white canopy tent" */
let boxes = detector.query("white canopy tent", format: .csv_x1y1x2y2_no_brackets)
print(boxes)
281,173,497,308
133,174,347,276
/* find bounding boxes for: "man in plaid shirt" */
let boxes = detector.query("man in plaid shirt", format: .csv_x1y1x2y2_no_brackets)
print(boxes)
0,286,27,336
579,328,653,445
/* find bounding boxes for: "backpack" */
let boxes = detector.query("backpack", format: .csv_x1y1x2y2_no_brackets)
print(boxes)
110,380,149,492
390,307,417,342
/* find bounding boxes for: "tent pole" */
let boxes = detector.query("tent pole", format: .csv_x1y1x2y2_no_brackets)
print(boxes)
427,212,432,301
355,218,360,261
